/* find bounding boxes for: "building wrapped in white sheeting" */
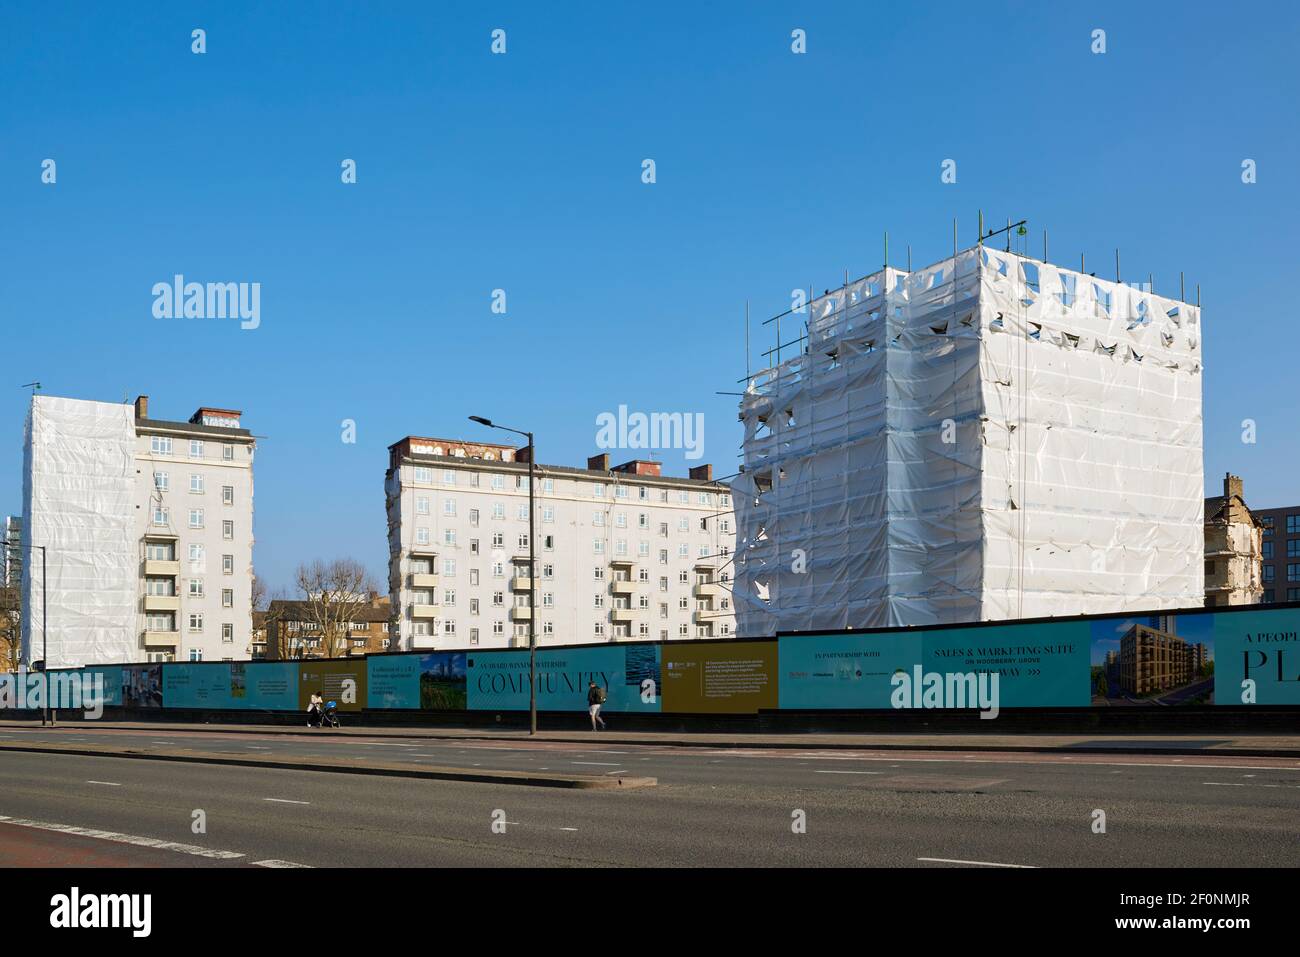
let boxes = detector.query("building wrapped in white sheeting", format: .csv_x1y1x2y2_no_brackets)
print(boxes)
21,395,138,667
733,245,1204,636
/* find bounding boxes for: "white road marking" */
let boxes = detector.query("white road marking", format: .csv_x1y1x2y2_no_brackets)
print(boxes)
603,770,628,775
1203,782,1246,786
247,746,271,750
0,815,244,860
263,798,311,805
559,827,579,832
86,781,121,787
918,857,1036,868
252,859,313,868
575,750,629,755
571,761,621,766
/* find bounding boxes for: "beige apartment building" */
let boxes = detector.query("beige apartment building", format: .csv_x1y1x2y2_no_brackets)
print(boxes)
21,393,255,667
385,438,736,651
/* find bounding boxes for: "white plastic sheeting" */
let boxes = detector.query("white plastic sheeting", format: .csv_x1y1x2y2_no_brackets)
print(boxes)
733,247,1203,636
21,396,138,667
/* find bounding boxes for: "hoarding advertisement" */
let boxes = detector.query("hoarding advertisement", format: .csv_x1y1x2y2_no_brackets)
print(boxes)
781,622,1089,711
468,645,660,713
164,663,236,709
1214,608,1300,706
367,654,421,709
298,659,368,711
661,641,777,714
237,663,298,711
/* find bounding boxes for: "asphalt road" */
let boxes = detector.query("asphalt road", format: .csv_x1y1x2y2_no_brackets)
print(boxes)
1,726,1297,867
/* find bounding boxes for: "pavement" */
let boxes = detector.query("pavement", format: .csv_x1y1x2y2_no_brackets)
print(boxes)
2,719,1297,756
0,725,1297,867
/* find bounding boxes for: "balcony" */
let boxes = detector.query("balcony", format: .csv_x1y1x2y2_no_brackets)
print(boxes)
143,594,180,612
510,576,532,591
410,572,439,589
411,635,439,650
509,606,532,622
609,557,634,568
410,604,439,621
611,608,634,624
144,559,180,577
693,583,721,598
693,608,728,624
610,580,636,596
141,630,179,649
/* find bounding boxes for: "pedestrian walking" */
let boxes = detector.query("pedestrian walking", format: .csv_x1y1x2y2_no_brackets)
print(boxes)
587,680,607,731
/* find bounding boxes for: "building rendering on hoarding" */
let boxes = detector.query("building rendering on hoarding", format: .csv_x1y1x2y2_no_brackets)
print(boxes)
733,243,1205,635
20,394,256,667
1203,473,1264,606
1118,622,1208,696
385,437,735,651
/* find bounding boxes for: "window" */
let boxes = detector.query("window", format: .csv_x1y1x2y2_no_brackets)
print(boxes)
153,506,169,526
615,539,628,556
146,542,175,561
470,598,479,615
189,649,203,661
1264,541,1274,559
444,528,457,546
594,484,605,498
470,569,480,586
222,554,233,574
492,591,504,607
493,503,505,520
1288,589,1300,602
442,558,457,576
543,593,554,608
594,594,605,609
444,589,456,606
593,539,605,554
659,549,668,565
638,541,650,557
414,467,432,484
517,504,529,521
492,532,504,548
416,527,430,546
223,520,234,540
469,508,479,527
443,499,457,517
1289,540,1300,559
594,622,605,637
190,473,204,493
189,440,204,458
222,485,234,505
491,476,504,491
222,444,234,461
1262,517,1274,536
543,506,554,524
145,577,175,596
542,564,554,579
518,533,529,550
188,578,204,597
594,567,605,581
222,623,233,643
659,603,668,619
442,469,456,485
154,471,169,490
222,589,233,608
543,478,554,493
470,538,480,555
659,576,668,591
639,513,649,529
1288,564,1300,583
1263,565,1275,584
492,562,504,578
493,621,504,636
188,613,204,632
189,508,204,528
593,511,605,527
543,621,554,636
616,513,627,528
189,543,205,565
151,435,172,455
470,628,480,645
416,496,430,515
443,620,457,636
1289,515,1300,534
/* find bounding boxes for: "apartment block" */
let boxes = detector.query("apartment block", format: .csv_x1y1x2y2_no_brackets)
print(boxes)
20,394,255,667
1118,623,1207,696
385,438,736,650
1254,504,1300,603
263,594,391,659
1203,473,1263,607
3,516,21,587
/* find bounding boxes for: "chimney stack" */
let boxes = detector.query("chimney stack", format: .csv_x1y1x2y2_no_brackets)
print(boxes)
587,453,610,472
689,464,713,482
1224,473,1244,500
514,445,533,464
133,395,148,420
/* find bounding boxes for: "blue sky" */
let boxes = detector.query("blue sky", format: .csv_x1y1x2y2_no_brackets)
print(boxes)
1,1,1296,593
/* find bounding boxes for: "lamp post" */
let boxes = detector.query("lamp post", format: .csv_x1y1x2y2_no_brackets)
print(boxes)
30,544,50,727
469,416,537,735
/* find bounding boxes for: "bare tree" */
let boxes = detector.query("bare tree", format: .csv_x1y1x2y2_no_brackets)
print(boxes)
0,586,20,672
293,559,378,659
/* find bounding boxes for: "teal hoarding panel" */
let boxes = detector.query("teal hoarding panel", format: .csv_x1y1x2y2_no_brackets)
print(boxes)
779,621,1090,710
1214,607,1300,706
468,645,660,712
164,664,236,708
236,662,298,710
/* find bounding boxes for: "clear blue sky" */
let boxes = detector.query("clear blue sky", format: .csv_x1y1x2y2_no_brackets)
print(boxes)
1,1,1296,594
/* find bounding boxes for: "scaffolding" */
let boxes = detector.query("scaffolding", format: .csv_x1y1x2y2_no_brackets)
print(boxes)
734,243,1204,635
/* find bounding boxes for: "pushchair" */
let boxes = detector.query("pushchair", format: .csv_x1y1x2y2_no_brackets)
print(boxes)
320,700,340,729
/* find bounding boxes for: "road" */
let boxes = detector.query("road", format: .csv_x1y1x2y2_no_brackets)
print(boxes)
0,725,1297,867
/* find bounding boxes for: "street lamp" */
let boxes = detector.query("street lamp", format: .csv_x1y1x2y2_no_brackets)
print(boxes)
469,416,537,735
30,544,50,727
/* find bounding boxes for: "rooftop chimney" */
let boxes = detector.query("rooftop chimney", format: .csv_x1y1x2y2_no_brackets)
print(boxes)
514,445,533,464
689,464,713,482
587,453,610,472
1224,473,1244,500
613,460,662,477
133,395,148,420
